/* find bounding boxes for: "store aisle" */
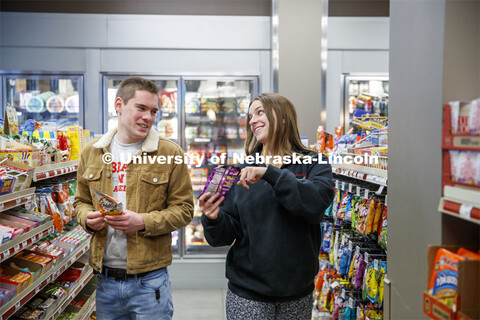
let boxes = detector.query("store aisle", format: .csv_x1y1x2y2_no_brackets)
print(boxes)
172,289,227,320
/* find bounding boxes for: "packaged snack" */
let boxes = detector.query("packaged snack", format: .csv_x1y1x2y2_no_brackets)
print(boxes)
220,97,236,113
159,89,177,114
377,206,387,250
65,94,79,113
429,248,464,298
200,166,240,198
458,101,473,134
365,200,378,235
46,95,65,113
469,98,480,134
94,189,123,216
337,192,350,220
372,202,384,234
185,92,201,113
356,199,369,235
201,97,219,114
157,118,177,139
344,194,354,222
316,126,325,153
185,125,198,140
456,247,480,260
237,95,251,114
351,196,361,229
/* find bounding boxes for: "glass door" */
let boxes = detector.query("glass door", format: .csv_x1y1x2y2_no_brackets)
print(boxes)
102,74,182,256
342,74,389,133
182,77,258,257
1,72,84,129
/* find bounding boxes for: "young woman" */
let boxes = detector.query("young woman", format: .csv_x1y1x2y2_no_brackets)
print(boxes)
200,93,334,320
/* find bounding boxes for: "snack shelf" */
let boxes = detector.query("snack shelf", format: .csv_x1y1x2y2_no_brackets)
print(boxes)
0,188,36,213
43,268,94,320
33,160,80,182
74,299,96,320
0,220,54,262
0,240,90,320
332,164,387,186
438,186,480,224
442,103,480,151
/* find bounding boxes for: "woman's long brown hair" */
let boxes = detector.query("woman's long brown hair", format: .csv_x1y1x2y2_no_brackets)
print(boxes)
245,93,312,156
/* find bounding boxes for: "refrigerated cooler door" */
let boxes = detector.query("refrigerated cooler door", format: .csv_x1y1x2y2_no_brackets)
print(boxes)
2,73,84,129
343,75,389,132
102,74,182,256
183,78,257,256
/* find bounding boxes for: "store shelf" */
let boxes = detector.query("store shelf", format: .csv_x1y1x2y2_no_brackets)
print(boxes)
0,188,36,213
33,160,79,182
43,268,94,320
0,220,54,262
0,240,90,320
439,186,480,224
74,297,96,320
332,164,387,186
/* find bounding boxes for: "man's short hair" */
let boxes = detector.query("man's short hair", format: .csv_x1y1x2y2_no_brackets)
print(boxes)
116,77,159,104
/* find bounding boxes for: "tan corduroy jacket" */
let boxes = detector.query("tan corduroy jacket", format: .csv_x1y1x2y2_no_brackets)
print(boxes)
74,127,194,274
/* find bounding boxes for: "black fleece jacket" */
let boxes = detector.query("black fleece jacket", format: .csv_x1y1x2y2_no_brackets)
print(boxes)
201,150,335,302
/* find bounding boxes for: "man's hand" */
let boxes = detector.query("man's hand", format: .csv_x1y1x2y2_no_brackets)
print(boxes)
199,192,224,220
237,166,267,189
104,209,145,233
86,211,105,231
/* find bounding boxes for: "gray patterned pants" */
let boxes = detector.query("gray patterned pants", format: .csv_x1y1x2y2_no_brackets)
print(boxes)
226,289,313,320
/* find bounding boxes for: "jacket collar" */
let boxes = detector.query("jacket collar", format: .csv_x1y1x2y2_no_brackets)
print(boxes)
93,126,160,152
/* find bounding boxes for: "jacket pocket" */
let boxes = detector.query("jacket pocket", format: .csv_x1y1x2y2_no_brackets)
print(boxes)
83,167,103,201
139,172,169,210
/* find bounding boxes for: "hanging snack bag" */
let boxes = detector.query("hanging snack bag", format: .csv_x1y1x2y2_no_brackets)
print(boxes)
365,200,378,235
377,206,387,250
356,199,369,235
337,192,350,220
429,248,464,298
94,189,123,216
345,194,354,222
351,196,361,229
372,202,384,234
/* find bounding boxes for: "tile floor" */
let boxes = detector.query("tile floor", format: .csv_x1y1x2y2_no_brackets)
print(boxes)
172,289,227,320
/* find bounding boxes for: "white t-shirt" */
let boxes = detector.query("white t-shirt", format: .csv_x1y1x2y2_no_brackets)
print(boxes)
103,135,143,269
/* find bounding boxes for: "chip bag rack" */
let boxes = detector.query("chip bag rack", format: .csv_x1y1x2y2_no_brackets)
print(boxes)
423,245,480,320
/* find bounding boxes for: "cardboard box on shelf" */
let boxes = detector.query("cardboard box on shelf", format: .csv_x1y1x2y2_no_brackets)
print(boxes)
0,175,16,195
7,257,45,283
423,245,480,320
0,266,32,295
0,160,34,192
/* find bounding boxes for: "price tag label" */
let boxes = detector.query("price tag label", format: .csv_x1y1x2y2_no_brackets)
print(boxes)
14,244,20,252
335,180,339,189
364,252,369,264
348,183,353,193
459,204,473,218
0,203,4,210
69,258,75,265
356,186,361,196
331,281,339,289
349,297,354,309
341,182,346,190
15,302,20,310
348,240,353,251
341,288,346,299
35,287,40,294
16,198,21,204
21,241,27,247
374,259,379,271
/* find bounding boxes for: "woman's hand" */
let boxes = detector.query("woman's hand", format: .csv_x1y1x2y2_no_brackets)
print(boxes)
199,192,225,220
237,166,267,189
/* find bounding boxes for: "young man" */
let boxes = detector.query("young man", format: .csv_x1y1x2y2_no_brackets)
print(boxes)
74,77,193,320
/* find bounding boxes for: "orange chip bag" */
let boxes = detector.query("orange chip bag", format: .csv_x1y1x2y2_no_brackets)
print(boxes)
94,189,123,216
429,248,464,298
456,248,480,260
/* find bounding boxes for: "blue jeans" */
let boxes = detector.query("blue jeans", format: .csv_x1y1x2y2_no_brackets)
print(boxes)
95,268,173,320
